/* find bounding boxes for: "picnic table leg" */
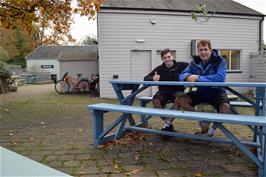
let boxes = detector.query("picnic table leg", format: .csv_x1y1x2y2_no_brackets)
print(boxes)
260,127,266,177
255,88,266,147
140,100,149,125
92,110,103,147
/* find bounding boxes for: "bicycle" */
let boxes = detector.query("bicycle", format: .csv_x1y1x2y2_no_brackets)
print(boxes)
55,72,90,94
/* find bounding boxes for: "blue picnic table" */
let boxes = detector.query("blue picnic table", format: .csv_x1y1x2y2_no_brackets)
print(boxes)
88,80,266,176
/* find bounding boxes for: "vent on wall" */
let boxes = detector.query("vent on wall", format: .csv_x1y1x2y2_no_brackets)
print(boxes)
191,40,199,57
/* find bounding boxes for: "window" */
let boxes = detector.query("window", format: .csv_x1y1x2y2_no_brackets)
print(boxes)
217,49,241,71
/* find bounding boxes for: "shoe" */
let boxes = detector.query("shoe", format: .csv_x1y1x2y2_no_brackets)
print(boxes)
161,123,174,132
161,124,174,140
195,128,214,137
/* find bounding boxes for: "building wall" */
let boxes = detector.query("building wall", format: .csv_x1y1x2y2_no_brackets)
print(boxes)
26,59,59,77
249,53,266,82
59,60,98,81
98,10,261,98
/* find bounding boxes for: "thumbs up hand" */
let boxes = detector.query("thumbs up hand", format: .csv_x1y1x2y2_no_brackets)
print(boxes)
153,71,160,81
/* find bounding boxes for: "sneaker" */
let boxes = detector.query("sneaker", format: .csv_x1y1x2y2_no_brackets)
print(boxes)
161,123,174,132
161,124,174,140
195,128,214,137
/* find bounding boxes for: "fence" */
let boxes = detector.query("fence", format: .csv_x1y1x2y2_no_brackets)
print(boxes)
249,52,266,82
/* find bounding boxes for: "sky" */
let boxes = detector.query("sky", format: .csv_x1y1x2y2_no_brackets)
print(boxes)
70,0,266,43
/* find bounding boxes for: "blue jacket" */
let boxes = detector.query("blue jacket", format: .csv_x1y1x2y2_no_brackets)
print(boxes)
179,49,227,93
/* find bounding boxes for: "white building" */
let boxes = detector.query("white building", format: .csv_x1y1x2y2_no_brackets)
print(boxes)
26,45,98,82
98,0,265,98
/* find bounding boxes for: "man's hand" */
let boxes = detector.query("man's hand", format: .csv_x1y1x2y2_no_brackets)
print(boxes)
186,74,198,82
153,71,160,81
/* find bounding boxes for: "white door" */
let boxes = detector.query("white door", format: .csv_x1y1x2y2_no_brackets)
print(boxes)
130,50,152,97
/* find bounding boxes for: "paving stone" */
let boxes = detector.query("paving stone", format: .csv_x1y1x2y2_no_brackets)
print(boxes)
183,167,205,176
97,159,114,166
123,165,144,172
100,166,115,174
27,155,44,161
63,160,81,167
76,166,100,174
203,166,226,174
219,172,245,177
60,155,75,161
131,170,157,177
81,160,96,167
30,150,51,156
185,160,209,169
223,163,250,173
75,154,92,160
157,169,185,177
103,153,118,159
44,161,63,168
208,158,232,166
43,155,58,162
241,170,257,177
144,161,172,170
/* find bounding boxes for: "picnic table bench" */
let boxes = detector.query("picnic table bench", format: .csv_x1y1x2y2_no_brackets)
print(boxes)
88,80,266,176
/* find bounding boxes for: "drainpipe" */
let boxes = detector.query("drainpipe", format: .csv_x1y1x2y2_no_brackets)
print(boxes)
259,16,264,51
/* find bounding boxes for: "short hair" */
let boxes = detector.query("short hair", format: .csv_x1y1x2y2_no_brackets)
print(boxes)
161,48,172,58
197,39,212,49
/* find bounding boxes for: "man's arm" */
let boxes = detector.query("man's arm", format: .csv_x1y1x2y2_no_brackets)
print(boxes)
198,58,227,82
144,67,159,81
179,64,192,81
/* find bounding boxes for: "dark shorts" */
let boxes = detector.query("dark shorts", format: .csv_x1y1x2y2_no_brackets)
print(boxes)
153,90,184,107
187,90,229,110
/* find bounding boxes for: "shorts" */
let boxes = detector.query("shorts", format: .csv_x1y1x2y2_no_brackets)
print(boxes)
187,90,229,111
153,90,184,107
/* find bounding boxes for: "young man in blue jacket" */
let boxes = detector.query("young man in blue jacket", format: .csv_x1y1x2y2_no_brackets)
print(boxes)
176,39,232,136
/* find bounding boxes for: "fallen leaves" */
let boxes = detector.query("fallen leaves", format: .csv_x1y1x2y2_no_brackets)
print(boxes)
194,172,203,177
98,131,149,150
125,169,141,176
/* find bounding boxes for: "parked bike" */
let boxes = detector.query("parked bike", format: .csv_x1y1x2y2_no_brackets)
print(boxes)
55,72,90,94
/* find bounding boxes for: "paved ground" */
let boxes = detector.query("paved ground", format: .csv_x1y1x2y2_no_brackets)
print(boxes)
0,84,258,177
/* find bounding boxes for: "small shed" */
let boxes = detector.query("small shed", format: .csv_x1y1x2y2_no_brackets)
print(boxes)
26,45,98,81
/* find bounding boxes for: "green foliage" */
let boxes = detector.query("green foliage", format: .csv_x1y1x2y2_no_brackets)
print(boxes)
78,35,98,45
0,46,10,62
191,2,209,23
6,56,26,68
191,1,226,23
4,27,31,68
0,61,11,79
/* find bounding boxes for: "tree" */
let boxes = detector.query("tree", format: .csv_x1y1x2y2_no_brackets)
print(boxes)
0,46,10,62
0,0,103,45
78,35,98,45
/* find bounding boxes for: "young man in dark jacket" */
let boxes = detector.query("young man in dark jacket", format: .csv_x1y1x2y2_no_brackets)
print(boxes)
177,39,232,136
144,48,189,132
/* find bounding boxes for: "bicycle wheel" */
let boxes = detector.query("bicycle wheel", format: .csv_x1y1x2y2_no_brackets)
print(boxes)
55,79,70,93
78,80,90,93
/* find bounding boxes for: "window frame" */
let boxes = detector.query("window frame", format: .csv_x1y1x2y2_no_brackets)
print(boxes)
216,49,242,72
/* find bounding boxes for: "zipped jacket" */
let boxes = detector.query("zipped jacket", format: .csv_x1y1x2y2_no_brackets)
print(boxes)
179,49,227,93
144,61,189,91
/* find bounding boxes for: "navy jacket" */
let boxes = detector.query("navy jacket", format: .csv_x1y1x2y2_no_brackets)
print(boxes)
144,61,189,91
179,50,227,93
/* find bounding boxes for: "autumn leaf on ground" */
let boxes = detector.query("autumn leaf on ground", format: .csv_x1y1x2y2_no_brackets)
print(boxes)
134,154,139,161
195,172,203,177
125,169,141,176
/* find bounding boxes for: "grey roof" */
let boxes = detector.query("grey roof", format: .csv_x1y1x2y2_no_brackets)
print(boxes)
101,0,264,16
26,45,98,61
